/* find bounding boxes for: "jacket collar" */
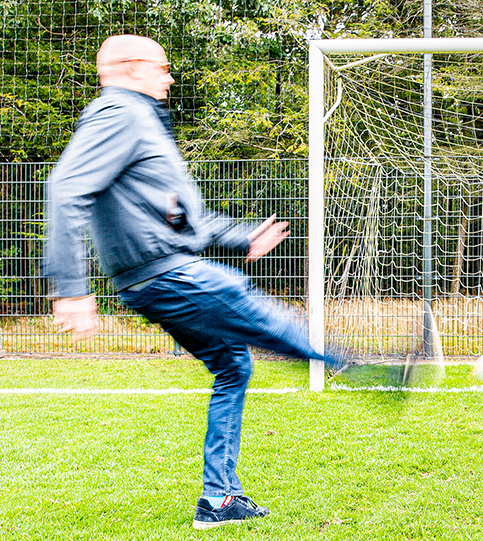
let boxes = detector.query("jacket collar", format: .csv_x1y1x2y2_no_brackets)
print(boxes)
101,86,173,135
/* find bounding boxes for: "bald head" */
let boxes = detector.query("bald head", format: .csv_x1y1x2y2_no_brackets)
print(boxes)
97,35,174,100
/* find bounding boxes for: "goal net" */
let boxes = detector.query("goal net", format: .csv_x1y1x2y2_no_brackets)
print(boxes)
309,39,483,369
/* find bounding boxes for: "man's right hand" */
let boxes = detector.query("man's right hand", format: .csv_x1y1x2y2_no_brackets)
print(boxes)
53,295,98,341
246,214,290,262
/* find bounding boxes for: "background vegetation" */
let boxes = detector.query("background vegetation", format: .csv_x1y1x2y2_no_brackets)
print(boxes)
1,1,483,350
1,0,482,162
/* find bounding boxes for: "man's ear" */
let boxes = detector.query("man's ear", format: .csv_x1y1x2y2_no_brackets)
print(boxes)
126,60,145,80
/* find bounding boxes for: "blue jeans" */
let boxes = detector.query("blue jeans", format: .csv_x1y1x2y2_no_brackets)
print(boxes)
119,260,323,496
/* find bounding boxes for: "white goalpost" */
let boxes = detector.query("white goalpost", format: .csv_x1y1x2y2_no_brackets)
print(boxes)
309,38,483,391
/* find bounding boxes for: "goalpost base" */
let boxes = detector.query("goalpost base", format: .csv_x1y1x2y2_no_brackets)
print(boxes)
309,359,325,391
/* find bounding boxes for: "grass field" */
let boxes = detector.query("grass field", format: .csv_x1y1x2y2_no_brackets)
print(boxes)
1,355,483,540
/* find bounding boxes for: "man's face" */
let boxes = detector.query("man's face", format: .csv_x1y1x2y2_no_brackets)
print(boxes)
132,48,174,100
97,36,175,100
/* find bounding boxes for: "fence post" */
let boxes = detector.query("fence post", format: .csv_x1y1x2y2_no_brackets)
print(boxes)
173,341,182,356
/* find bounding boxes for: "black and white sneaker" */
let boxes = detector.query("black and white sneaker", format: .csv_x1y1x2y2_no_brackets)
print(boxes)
192,495,270,529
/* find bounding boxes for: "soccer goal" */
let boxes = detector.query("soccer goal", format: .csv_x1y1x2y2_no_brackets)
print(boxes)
309,38,483,390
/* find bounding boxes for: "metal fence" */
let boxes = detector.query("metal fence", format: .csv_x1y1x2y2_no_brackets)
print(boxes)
0,159,308,354
1,158,482,357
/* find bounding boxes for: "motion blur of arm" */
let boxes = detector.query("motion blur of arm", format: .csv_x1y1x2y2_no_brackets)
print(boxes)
197,208,289,259
53,295,98,341
246,214,290,262
48,35,177,339
46,105,137,340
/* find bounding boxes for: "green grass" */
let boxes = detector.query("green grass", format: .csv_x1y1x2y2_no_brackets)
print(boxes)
333,361,483,390
0,355,308,390
1,356,483,540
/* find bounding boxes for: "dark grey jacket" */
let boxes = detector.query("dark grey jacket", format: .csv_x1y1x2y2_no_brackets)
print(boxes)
45,86,251,297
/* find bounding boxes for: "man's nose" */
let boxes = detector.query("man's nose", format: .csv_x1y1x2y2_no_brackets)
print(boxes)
161,73,175,85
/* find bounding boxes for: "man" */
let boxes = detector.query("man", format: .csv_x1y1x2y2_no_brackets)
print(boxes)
46,34,328,529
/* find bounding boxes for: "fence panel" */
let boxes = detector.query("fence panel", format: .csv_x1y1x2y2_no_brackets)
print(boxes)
1,159,482,357
0,159,308,354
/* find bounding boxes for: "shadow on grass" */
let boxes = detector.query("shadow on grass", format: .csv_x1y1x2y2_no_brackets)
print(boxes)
330,363,448,418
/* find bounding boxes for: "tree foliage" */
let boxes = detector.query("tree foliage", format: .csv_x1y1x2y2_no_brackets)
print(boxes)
2,1,483,313
1,0,481,162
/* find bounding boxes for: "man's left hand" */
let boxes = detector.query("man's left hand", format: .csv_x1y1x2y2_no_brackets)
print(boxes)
53,295,98,341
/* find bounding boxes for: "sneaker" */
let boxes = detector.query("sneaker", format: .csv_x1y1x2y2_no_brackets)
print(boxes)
192,495,269,530
323,345,356,374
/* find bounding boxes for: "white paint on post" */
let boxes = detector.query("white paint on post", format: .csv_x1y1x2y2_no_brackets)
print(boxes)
313,37,483,55
422,0,434,358
309,42,326,391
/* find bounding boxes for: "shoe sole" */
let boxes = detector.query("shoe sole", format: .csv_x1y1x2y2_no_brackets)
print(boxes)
193,518,244,530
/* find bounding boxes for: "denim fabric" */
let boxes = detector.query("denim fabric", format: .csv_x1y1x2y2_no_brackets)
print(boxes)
119,260,323,495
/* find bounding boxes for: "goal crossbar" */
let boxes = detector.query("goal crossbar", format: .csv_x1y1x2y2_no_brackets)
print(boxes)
312,37,483,55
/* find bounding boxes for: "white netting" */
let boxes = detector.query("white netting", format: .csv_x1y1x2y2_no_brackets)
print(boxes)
322,52,483,358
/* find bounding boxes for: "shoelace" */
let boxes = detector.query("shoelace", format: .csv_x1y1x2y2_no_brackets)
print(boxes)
234,495,258,509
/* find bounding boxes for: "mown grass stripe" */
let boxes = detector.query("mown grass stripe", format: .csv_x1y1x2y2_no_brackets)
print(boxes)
330,383,483,392
0,387,301,395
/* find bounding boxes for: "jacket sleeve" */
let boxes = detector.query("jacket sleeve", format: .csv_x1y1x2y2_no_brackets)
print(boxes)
197,208,253,255
45,104,139,297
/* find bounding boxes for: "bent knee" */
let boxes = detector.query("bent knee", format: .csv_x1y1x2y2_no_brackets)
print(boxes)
235,360,252,385
214,355,252,387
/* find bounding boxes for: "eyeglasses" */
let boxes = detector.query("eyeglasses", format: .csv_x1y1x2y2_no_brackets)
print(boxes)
119,58,171,74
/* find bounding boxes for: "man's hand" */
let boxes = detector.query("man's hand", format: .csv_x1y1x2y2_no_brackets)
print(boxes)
246,214,290,262
53,295,98,341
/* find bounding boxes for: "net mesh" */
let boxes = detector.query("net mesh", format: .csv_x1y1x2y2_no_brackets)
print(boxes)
322,52,483,359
